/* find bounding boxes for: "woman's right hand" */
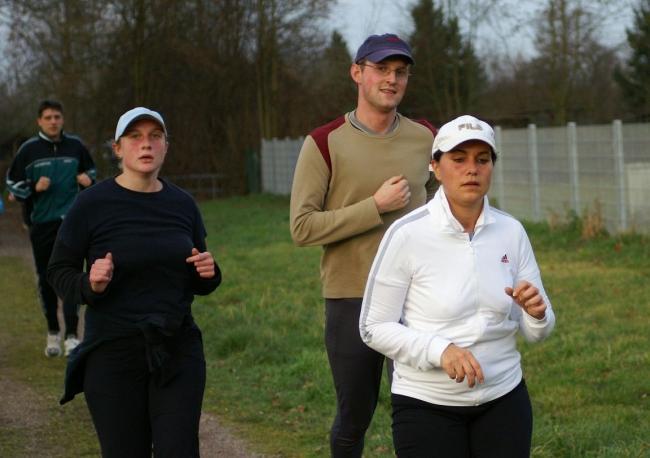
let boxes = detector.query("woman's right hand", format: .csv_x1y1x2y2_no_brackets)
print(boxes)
440,343,484,388
89,252,113,293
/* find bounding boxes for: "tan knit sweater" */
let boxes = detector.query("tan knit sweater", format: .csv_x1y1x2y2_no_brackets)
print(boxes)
290,113,436,298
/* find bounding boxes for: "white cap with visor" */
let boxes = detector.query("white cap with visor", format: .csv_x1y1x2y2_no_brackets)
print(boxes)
432,115,495,158
114,107,167,141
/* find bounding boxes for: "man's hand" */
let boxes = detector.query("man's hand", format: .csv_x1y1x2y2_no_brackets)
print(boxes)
505,281,547,320
373,175,410,214
440,343,484,388
76,172,92,187
186,248,216,278
89,252,113,294
35,176,51,192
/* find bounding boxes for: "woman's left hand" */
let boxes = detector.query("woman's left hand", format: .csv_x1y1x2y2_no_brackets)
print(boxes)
505,281,546,320
186,248,216,278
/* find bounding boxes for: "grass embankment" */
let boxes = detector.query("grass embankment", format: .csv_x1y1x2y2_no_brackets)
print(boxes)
197,195,650,457
0,195,648,457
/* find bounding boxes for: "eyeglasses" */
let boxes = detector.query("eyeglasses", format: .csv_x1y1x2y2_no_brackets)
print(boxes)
361,63,412,79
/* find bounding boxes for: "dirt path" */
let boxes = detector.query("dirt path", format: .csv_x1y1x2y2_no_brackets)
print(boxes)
0,204,260,457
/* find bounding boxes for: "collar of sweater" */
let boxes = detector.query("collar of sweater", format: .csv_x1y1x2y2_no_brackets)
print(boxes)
428,186,495,236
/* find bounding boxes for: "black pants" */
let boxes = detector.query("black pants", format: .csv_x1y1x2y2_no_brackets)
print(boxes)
325,298,387,458
83,330,206,457
392,379,533,458
30,220,78,335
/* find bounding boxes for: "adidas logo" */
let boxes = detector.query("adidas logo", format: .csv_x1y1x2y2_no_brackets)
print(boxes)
501,254,509,263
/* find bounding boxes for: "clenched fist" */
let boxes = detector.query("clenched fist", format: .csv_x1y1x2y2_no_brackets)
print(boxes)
35,176,51,192
186,248,216,278
89,252,113,293
373,175,411,214
76,172,92,187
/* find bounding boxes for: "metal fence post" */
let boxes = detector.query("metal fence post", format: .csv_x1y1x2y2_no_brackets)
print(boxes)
528,124,541,221
494,126,505,210
612,120,627,231
261,139,268,193
283,137,291,195
271,138,278,194
567,122,580,215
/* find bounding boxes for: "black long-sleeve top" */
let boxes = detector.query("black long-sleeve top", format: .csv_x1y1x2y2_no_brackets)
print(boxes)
48,177,221,403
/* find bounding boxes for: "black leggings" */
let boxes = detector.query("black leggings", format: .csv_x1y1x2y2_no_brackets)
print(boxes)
325,298,388,458
392,379,533,458
83,330,206,457
30,220,78,335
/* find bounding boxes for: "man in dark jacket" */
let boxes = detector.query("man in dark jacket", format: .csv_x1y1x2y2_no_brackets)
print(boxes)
6,99,96,357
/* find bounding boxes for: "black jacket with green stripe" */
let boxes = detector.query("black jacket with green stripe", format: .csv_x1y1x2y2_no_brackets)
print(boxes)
6,131,96,225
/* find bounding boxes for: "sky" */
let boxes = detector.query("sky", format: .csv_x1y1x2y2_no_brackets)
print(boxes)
332,0,637,61
0,1,638,78
333,0,417,54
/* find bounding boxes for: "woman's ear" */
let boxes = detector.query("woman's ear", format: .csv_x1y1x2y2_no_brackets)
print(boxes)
431,159,441,181
112,141,121,159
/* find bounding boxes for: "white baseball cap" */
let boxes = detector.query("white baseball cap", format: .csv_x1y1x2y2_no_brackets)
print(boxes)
432,115,495,158
114,107,167,141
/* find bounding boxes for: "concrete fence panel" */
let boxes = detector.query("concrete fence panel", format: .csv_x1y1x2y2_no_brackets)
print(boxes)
261,121,650,234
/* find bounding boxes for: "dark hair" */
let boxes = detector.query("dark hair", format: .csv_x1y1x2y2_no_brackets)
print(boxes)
38,100,64,117
432,149,498,164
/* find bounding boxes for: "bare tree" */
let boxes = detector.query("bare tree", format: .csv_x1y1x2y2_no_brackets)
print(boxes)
479,0,624,126
4,0,108,126
252,0,331,139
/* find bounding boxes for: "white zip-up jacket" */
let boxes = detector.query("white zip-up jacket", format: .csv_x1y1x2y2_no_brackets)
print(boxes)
360,187,555,406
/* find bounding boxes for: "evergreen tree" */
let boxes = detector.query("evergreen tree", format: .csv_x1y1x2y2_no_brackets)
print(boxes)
312,31,355,123
615,0,650,120
402,0,485,124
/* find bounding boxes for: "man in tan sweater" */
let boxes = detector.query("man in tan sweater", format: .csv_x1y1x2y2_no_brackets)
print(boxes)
289,34,436,457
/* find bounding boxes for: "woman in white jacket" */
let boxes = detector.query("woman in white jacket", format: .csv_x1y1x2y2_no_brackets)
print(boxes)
360,115,555,457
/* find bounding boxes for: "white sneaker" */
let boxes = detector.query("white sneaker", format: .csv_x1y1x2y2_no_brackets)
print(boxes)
45,333,62,357
64,336,80,357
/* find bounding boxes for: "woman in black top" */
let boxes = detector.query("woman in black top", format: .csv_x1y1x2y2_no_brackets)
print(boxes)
48,107,222,457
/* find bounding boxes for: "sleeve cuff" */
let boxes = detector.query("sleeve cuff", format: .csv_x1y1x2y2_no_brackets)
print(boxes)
523,311,548,327
193,263,222,295
360,196,383,227
428,336,453,367
81,274,109,305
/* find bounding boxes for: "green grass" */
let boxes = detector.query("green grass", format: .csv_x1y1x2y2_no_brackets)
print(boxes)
196,195,650,457
0,256,99,456
1,194,649,457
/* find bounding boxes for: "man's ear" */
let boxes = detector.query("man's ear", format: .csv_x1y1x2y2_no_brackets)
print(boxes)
350,63,362,84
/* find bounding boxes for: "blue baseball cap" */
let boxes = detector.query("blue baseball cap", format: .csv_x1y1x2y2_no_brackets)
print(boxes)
354,34,414,65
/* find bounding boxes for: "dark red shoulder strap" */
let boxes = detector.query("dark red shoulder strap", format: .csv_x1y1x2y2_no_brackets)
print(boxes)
414,118,438,136
309,116,346,172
